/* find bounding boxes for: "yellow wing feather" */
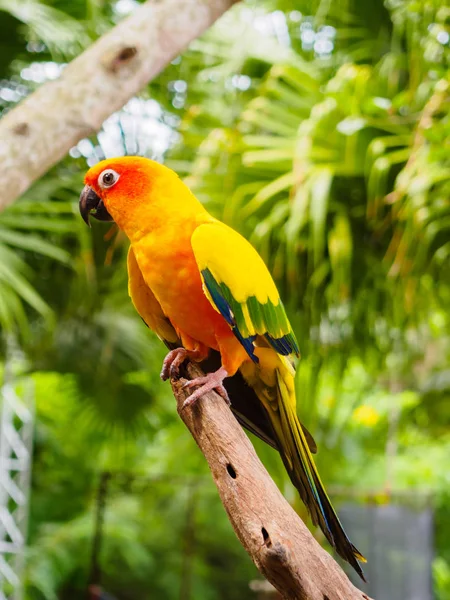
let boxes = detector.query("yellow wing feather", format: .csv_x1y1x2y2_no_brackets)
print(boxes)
192,221,279,306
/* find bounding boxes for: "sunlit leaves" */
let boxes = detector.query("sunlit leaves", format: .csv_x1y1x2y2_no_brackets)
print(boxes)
0,185,78,335
0,0,91,59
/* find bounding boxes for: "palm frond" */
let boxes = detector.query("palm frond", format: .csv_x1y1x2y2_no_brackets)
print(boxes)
0,0,90,58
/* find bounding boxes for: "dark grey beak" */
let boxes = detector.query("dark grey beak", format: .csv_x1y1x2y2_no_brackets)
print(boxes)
79,185,114,227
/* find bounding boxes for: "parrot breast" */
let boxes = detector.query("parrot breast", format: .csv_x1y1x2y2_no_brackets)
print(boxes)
131,227,237,358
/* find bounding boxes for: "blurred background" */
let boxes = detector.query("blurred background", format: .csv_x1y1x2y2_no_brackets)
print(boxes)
0,0,449,598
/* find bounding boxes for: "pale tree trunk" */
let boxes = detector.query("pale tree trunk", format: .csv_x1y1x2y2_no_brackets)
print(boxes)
0,0,239,211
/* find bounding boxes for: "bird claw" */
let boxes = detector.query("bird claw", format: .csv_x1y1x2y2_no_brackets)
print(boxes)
160,348,187,381
181,367,230,410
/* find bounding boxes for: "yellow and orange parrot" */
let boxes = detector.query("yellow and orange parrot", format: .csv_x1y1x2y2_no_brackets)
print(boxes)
79,156,365,579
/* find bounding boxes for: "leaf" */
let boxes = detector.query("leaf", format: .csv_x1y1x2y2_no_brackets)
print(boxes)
0,216,76,233
0,228,72,264
310,168,333,267
241,172,294,218
0,246,52,317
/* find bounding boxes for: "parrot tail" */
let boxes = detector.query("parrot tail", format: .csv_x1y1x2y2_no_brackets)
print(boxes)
240,349,366,581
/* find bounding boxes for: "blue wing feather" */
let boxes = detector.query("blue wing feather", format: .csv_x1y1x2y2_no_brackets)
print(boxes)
202,269,259,363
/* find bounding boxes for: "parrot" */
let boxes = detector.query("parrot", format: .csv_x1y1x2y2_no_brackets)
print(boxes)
79,156,366,580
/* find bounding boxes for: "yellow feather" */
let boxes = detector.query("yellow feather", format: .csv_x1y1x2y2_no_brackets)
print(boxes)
192,221,280,305
127,247,179,344
241,303,256,336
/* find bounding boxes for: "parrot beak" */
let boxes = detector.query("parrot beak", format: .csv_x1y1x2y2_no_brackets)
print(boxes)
79,185,114,227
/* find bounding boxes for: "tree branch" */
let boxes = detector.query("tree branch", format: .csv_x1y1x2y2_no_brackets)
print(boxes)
172,362,372,600
0,0,239,212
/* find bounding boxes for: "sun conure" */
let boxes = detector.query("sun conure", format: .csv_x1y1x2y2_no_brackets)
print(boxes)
79,156,366,579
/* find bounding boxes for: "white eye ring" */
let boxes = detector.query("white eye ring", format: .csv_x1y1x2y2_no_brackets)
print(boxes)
98,169,120,189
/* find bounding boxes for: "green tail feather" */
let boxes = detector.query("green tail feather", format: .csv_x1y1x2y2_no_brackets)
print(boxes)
266,370,367,581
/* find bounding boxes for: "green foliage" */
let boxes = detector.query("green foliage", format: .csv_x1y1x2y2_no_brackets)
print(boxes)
434,558,450,600
0,196,74,335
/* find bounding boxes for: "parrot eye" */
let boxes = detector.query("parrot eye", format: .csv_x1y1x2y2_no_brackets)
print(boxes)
98,169,119,189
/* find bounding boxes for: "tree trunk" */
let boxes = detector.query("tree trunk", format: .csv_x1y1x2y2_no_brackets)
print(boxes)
0,0,239,212
172,363,373,600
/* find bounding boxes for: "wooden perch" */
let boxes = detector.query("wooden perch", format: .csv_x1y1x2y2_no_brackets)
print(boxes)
0,0,239,212
172,362,373,600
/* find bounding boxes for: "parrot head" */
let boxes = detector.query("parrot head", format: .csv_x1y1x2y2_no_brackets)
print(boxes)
79,156,186,232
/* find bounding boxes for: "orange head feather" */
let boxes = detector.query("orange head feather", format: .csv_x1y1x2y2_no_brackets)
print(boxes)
81,156,205,240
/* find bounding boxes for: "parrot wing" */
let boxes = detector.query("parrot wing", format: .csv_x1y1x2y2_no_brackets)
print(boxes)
127,247,179,347
191,221,299,363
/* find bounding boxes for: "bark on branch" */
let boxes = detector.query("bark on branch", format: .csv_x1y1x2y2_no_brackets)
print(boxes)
0,0,239,212
172,362,372,600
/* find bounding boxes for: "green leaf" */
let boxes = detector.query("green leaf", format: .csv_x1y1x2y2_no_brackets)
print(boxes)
0,228,72,264
310,168,333,267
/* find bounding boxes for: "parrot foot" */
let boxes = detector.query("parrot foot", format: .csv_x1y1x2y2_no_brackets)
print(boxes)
182,367,230,410
161,348,188,381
